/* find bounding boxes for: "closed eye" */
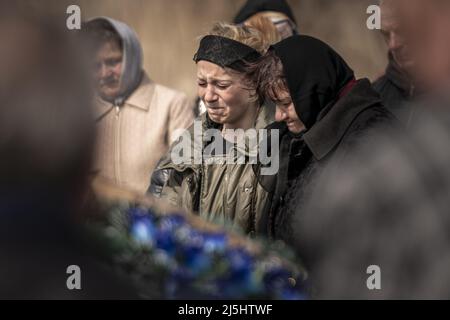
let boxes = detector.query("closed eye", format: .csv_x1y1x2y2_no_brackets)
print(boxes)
106,58,121,67
276,99,292,107
216,81,232,89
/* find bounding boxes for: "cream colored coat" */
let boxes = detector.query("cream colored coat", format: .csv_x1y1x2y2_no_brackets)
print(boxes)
94,72,193,194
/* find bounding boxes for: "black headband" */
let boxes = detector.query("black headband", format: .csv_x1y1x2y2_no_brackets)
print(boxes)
193,35,261,69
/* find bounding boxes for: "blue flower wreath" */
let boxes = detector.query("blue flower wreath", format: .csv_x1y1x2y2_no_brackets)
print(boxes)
127,206,308,300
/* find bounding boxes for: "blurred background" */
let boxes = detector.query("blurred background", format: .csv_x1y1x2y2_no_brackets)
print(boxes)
54,0,388,101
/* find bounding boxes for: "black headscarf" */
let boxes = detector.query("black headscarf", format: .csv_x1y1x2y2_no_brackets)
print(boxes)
233,0,297,25
271,35,355,129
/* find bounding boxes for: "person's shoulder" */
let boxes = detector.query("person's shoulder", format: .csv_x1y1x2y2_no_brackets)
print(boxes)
351,103,398,132
372,73,388,91
138,71,188,104
340,103,400,155
153,82,188,102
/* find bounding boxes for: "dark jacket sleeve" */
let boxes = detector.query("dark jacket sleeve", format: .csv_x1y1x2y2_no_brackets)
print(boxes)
147,167,171,198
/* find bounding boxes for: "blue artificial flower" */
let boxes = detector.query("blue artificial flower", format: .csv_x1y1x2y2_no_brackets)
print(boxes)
202,232,228,254
280,288,308,300
155,229,177,255
125,206,306,300
128,206,154,220
218,248,256,298
158,214,186,232
226,248,253,278
165,266,200,299
263,267,291,291
263,268,307,300
176,229,212,274
154,213,187,255
129,208,156,246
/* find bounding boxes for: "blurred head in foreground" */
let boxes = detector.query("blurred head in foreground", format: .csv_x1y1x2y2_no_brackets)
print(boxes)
396,0,450,91
0,5,94,224
380,0,415,74
0,5,137,299
297,109,450,299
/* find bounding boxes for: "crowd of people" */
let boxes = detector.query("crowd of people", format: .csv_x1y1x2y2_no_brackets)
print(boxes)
2,0,450,299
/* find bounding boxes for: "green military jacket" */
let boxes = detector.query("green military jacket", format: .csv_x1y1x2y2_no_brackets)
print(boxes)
158,104,276,235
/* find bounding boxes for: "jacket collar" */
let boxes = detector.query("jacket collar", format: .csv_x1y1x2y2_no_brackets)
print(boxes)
158,102,276,172
385,53,414,96
201,100,276,131
124,72,154,111
303,78,382,160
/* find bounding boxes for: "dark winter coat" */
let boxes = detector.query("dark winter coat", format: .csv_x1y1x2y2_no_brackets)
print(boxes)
262,79,396,245
373,54,416,124
254,36,398,247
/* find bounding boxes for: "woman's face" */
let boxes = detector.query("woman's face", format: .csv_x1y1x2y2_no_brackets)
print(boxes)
197,60,256,126
273,90,305,134
94,41,123,102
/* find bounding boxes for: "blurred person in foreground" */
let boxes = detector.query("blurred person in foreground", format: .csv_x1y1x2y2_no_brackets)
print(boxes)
0,6,137,299
297,112,450,299
373,0,418,124
398,0,450,94
83,18,193,195
294,0,450,299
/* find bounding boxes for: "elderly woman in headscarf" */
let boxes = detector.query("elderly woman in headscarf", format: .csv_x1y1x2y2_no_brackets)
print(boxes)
252,35,397,246
83,17,193,195
150,23,276,236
